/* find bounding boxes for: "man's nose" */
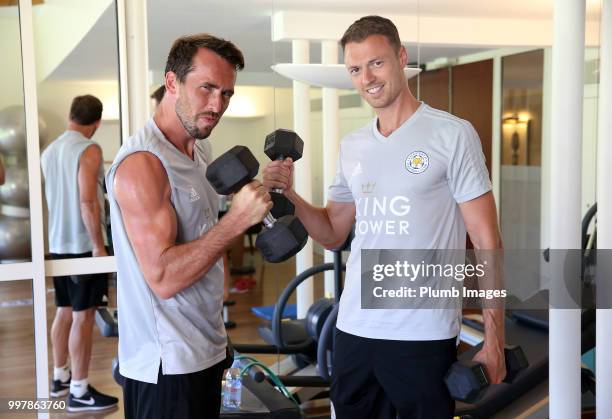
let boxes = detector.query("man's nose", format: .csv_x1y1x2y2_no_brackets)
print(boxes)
208,91,224,113
362,67,375,86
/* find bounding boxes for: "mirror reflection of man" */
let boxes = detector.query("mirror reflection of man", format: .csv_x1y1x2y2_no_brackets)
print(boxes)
41,94,118,412
150,85,166,110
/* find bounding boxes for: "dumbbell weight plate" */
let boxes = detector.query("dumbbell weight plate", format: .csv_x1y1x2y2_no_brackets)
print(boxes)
445,344,529,403
264,129,304,162
444,360,488,403
503,344,529,382
255,215,307,263
205,145,259,195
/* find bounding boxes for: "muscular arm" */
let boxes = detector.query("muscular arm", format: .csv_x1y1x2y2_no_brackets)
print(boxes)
78,144,106,255
285,189,355,249
459,191,506,383
114,152,268,300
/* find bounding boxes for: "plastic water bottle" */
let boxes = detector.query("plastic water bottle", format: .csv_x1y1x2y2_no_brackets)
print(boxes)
222,360,242,409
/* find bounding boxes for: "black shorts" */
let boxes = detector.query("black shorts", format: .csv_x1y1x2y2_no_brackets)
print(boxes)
51,252,108,312
330,330,457,419
123,360,226,419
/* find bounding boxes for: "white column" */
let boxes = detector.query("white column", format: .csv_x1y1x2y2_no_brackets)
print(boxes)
549,1,585,418
491,56,502,214
118,0,150,136
19,0,50,403
322,41,340,298
292,40,314,317
596,0,612,416
540,48,553,252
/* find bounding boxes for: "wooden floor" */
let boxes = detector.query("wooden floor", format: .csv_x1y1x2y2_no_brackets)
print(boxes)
0,250,326,419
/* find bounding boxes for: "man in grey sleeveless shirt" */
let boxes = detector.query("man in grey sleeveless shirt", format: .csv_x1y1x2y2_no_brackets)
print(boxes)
106,34,271,419
41,94,118,412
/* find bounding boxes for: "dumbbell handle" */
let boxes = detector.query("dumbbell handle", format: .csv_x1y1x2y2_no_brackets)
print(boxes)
272,155,285,194
263,213,276,229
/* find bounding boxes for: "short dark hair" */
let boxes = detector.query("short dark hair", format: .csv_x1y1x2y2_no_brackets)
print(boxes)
340,15,402,52
150,85,166,105
165,33,245,83
69,95,103,125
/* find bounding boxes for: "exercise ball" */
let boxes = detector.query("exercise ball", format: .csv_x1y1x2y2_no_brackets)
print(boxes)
0,215,31,261
0,105,48,154
0,164,29,207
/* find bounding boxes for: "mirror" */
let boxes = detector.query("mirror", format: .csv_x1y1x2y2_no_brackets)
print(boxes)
0,2,32,263
34,0,121,257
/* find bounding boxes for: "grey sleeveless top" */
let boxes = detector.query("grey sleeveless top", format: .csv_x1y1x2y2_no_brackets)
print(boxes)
106,119,225,383
41,130,107,254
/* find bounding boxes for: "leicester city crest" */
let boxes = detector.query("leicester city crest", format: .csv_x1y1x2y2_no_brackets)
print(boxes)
405,151,429,174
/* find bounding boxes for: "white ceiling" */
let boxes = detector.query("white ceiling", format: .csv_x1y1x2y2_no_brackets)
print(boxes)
48,4,119,81
257,0,601,19
48,0,602,84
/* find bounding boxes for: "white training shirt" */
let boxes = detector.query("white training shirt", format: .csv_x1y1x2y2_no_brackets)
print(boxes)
328,103,491,341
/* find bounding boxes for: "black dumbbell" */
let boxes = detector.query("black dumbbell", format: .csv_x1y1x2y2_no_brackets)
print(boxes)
444,344,528,403
206,145,308,263
264,129,304,219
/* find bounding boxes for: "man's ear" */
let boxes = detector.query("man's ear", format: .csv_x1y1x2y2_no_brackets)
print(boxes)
399,46,408,67
165,71,178,95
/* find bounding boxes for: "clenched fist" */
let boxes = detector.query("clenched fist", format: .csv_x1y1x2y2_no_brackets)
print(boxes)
227,180,272,231
473,344,506,385
262,158,294,192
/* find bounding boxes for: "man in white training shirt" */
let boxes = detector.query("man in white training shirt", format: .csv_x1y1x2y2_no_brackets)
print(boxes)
263,16,505,419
